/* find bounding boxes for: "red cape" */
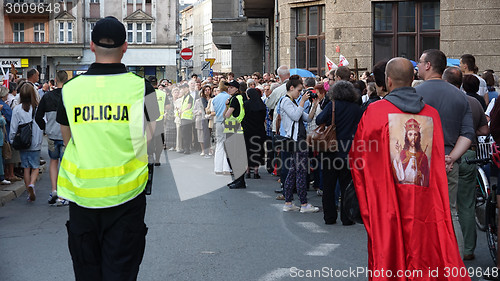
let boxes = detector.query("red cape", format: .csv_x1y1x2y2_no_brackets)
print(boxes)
350,100,469,281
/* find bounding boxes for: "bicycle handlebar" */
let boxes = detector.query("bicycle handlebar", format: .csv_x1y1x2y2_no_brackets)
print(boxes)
465,157,492,165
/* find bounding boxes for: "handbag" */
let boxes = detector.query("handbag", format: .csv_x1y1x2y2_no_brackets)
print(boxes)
2,125,11,160
12,106,36,150
343,180,363,224
308,100,338,152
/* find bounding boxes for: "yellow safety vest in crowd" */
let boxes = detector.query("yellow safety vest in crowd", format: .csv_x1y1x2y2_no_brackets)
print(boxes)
181,94,193,120
57,72,148,208
156,89,166,121
224,94,245,134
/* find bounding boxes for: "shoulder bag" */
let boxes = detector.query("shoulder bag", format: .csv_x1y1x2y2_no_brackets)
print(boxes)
12,106,36,150
308,100,338,152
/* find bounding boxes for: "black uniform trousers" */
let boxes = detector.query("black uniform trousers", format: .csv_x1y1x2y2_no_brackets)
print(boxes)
66,192,147,281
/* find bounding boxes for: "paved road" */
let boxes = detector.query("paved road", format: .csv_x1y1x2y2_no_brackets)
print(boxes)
0,148,496,280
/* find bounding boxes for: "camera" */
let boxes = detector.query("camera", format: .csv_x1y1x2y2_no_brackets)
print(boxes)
306,89,318,101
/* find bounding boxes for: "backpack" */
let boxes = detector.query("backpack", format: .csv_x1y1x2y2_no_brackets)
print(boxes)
12,107,36,150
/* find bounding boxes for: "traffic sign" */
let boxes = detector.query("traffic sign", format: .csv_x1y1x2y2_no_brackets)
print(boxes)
180,48,193,60
201,61,210,71
205,58,215,68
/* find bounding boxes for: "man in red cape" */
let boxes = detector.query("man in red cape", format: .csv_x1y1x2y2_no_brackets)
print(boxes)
350,58,469,281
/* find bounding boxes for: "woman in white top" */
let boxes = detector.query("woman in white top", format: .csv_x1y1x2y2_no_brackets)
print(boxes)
280,75,319,213
9,83,43,202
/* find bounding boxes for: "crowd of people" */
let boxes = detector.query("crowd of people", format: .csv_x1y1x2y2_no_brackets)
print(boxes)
149,51,500,278
0,68,69,205
2,46,500,279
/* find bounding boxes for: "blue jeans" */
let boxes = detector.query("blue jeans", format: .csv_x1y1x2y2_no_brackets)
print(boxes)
48,139,65,161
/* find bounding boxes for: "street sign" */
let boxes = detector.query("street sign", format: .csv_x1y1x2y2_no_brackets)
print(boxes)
205,58,215,68
180,48,193,60
181,60,193,67
201,61,210,71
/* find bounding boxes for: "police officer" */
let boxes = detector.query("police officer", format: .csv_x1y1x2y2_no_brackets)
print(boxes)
56,17,160,281
148,76,168,166
223,80,247,189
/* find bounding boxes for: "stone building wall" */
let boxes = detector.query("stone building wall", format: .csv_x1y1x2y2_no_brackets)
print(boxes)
277,0,500,73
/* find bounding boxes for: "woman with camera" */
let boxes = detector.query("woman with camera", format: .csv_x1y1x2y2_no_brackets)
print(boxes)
280,75,319,213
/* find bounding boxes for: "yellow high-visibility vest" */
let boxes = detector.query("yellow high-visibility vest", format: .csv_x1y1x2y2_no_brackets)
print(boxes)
224,94,245,134
181,94,193,120
57,72,148,208
156,89,166,121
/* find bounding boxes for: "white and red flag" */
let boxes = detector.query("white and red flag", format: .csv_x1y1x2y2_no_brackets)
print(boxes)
325,56,338,71
1,67,9,89
339,54,349,66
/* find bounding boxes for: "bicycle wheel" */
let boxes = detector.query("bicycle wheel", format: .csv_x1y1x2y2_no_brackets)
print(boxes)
476,168,489,231
485,194,497,265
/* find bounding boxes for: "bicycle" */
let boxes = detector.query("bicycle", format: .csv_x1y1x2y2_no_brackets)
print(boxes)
474,136,494,231
466,137,498,265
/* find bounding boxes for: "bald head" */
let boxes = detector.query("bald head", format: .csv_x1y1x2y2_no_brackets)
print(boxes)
442,67,463,89
385,57,414,92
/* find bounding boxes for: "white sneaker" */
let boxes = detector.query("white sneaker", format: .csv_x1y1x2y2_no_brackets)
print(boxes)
200,152,205,156
283,204,300,212
300,204,320,213
0,179,11,185
55,198,69,207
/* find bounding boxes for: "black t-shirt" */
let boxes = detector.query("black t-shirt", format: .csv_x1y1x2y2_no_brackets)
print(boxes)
229,93,242,118
56,63,159,126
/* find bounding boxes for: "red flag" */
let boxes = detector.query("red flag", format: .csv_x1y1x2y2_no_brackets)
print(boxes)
339,54,349,66
325,56,338,71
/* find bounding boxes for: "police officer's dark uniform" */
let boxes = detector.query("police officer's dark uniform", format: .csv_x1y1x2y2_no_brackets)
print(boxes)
56,17,160,281
224,80,247,189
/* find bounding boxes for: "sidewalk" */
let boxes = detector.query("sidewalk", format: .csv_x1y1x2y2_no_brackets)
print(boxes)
0,164,46,207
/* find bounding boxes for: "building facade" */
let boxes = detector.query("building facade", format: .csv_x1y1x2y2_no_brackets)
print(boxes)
1,0,178,82
211,0,270,77
180,0,231,80
242,0,500,76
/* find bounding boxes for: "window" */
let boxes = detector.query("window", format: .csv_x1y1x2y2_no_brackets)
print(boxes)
136,23,142,43
58,21,74,43
373,1,440,64
126,22,153,44
146,23,152,43
67,22,73,42
127,23,133,43
90,22,96,42
296,6,325,75
13,22,24,42
34,23,45,42
59,22,65,42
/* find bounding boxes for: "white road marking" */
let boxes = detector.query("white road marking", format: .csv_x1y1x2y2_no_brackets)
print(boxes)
258,268,291,281
271,203,284,210
305,243,340,256
247,191,272,198
296,222,328,233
